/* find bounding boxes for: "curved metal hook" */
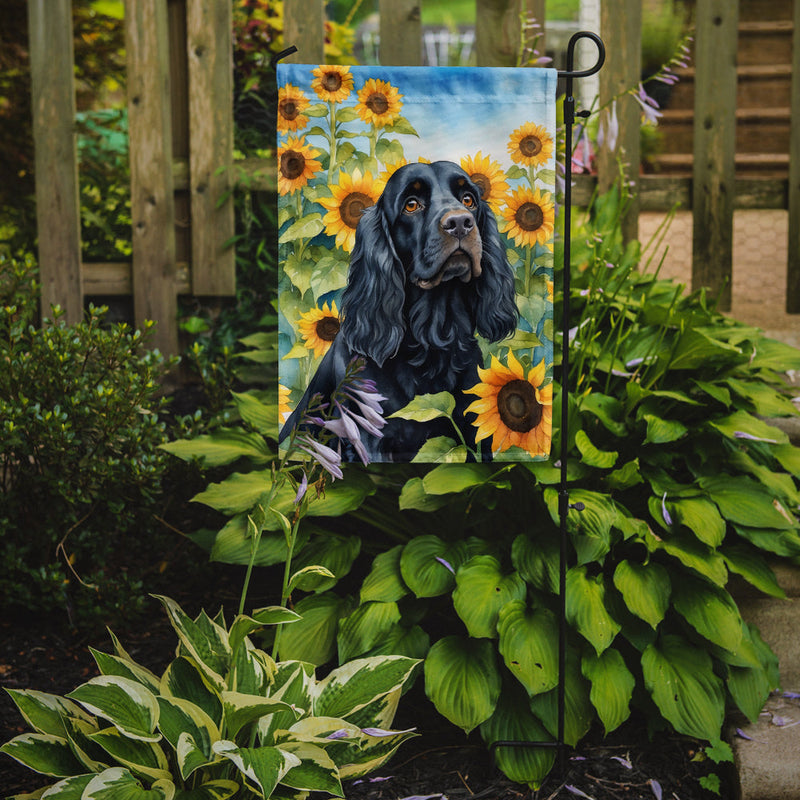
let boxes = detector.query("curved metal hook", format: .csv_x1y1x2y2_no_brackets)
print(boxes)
270,45,298,71
557,31,605,79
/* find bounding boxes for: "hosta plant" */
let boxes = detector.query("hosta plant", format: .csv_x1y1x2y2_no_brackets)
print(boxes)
0,595,419,800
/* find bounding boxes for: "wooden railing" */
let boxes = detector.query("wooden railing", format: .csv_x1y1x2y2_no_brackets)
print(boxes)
26,0,799,355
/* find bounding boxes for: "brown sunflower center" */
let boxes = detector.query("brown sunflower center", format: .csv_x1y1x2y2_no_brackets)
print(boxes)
316,316,340,341
280,150,305,180
321,72,343,93
471,173,491,201
515,202,545,232
366,92,389,115
340,192,373,229
519,134,543,158
497,379,543,433
279,99,299,121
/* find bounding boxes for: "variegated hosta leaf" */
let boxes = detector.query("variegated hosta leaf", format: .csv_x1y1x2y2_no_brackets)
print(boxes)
154,596,231,690
81,767,174,799
61,716,106,773
0,732,85,777
39,773,94,798
641,634,725,741
88,727,171,782
90,648,161,694
228,610,299,658
160,657,222,727
496,601,559,696
581,648,635,735
480,681,555,790
565,566,621,655
66,676,160,742
612,560,671,629
452,556,526,639
275,741,343,796
334,726,418,781
170,779,240,799
156,696,219,778
212,741,300,798
221,691,299,740
312,656,420,721
424,636,501,734
258,662,315,745
4,689,93,737
230,641,276,696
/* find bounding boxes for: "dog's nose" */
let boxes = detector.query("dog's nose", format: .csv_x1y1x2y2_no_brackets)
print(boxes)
441,210,474,240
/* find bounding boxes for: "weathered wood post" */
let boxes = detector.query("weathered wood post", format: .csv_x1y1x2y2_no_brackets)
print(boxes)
28,0,83,324
475,0,545,67
380,0,422,66
787,0,800,313
284,0,325,63
692,0,739,311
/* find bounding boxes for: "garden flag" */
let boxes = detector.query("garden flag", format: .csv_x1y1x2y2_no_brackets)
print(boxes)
277,64,557,463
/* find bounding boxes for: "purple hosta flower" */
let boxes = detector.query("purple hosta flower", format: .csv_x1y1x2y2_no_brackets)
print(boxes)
297,435,343,480
735,727,756,741
572,128,593,174
661,492,673,526
293,471,308,505
362,726,417,737
734,431,779,444
326,729,351,740
649,779,663,800
611,755,633,769
633,83,662,125
351,776,394,785
435,556,455,574
565,786,595,799
335,398,384,439
783,691,800,699
597,100,619,153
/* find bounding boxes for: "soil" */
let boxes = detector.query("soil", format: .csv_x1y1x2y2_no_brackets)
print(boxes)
0,576,732,800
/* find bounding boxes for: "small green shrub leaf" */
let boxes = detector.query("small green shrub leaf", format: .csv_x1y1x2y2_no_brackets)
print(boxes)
566,567,621,654
0,733,86,777
388,392,455,422
668,497,726,547
727,663,773,723
424,636,501,733
360,546,409,603
479,682,555,789
452,556,526,638
612,560,670,629
652,529,728,586
580,392,627,436
497,601,559,696
642,634,725,741
606,458,644,490
67,677,160,742
581,649,635,734
291,535,361,592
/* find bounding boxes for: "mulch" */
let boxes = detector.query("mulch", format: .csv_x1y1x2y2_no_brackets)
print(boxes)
0,582,732,800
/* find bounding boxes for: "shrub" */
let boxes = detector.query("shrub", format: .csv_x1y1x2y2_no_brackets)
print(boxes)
0,253,175,623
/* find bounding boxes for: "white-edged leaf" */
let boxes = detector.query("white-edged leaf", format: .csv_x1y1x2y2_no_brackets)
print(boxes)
0,733,85,777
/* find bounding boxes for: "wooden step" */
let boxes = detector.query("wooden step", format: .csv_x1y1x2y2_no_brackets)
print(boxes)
737,20,794,66
737,0,794,22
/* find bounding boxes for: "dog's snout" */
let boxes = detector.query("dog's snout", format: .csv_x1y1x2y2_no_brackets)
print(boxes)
441,210,475,240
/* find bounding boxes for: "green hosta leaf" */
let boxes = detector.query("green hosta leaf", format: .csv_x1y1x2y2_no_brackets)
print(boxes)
544,488,617,540
231,391,278,437
0,733,85,777
228,609,300,656
772,443,800,477
528,651,593,747
159,428,271,467
363,624,430,660
668,496,726,547
258,663,315,745
421,463,494,494
580,393,627,436
693,380,732,407
612,560,670,629
643,414,688,444
749,337,800,371
314,656,420,721
733,524,800,557
479,682,555,790
709,410,788,445
721,543,786,598
672,574,743,653
398,477,451,511
497,601,559,696
82,768,174,799
208,517,292,567
668,327,743,370
277,592,351,665
424,636,501,734
581,649,635,734
360,545,409,603
511,533,559,593
88,727,170,782
67,676,160,742
221,692,297,740
606,458,644,491
212,741,299,797
337,601,402,662
192,470,272,515
4,689,93,737
291,535,361,592
452,556,526,638
642,634,725,741
725,377,799,417
276,741,343,796
388,392,455,422
160,658,222,728
411,436,468,463
575,429,618,468
700,475,797,530
651,529,728,586
399,535,467,597
727,663,773,723
566,566,621,655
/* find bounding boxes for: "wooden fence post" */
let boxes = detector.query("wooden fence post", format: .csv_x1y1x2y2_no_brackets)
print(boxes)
28,0,83,324
125,0,178,355
379,0,422,66
787,0,800,313
692,0,738,311
284,0,325,63
598,0,641,244
187,0,235,295
475,0,544,67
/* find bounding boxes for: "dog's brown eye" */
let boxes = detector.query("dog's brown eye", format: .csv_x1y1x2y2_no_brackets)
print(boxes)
462,193,476,209
404,198,421,213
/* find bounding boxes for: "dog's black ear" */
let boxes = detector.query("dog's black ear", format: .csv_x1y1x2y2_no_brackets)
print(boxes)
340,204,406,366
474,205,519,342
